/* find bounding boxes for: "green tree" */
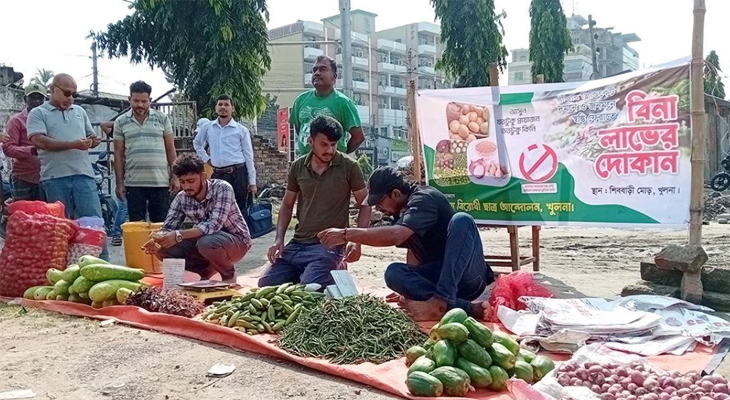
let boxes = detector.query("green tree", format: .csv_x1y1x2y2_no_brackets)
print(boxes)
704,50,726,99
529,0,572,83
90,0,271,119
430,0,508,87
30,68,54,87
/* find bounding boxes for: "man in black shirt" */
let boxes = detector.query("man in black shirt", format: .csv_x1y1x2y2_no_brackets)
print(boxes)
318,167,495,321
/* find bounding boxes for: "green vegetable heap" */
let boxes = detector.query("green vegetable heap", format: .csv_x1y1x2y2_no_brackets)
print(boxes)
278,295,428,365
405,308,556,397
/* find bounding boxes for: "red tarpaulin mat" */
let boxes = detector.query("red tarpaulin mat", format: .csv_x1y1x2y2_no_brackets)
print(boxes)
0,295,717,400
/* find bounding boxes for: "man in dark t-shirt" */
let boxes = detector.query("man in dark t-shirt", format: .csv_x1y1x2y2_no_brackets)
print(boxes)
318,167,495,321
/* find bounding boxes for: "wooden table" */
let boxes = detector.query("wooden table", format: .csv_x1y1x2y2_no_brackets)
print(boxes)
482,225,541,273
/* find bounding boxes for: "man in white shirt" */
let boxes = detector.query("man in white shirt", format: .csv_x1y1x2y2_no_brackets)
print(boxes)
193,95,257,213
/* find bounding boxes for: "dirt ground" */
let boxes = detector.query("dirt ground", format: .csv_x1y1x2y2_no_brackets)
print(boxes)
2,225,730,399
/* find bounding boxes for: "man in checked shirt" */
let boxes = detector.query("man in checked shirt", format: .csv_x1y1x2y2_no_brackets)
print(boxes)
149,153,252,282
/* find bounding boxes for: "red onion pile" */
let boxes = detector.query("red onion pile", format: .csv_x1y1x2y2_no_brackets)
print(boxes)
555,361,729,400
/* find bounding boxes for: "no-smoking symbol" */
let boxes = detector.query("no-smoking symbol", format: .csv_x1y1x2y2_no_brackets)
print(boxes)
519,144,558,183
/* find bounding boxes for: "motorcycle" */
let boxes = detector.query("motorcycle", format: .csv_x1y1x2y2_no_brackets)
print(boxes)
92,151,119,234
710,153,730,192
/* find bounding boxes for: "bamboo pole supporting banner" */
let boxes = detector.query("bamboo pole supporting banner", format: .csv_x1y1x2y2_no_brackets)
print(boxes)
408,80,422,184
689,0,707,245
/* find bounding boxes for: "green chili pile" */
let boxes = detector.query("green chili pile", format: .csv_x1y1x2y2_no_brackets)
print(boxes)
278,295,428,365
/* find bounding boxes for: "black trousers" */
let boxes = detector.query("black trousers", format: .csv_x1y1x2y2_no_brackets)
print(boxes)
211,164,249,214
126,186,170,222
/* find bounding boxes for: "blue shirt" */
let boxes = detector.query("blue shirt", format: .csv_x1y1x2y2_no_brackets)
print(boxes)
193,118,256,185
27,102,96,181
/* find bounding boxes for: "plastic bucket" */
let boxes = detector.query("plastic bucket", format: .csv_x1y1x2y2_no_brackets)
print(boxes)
122,221,164,274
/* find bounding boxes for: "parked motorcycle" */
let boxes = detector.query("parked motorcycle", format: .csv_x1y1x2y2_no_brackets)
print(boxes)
710,153,730,192
92,151,118,234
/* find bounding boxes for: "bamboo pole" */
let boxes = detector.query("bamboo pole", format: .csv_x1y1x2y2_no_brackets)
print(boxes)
689,0,707,245
408,80,422,184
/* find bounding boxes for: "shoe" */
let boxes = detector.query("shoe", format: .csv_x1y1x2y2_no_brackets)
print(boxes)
110,236,123,246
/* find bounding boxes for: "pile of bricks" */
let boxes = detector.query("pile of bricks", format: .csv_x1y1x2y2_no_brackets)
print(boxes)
252,135,288,186
622,244,730,310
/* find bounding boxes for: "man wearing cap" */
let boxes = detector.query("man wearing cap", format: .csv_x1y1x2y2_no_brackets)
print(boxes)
27,73,108,260
318,167,495,321
2,84,47,201
259,115,370,288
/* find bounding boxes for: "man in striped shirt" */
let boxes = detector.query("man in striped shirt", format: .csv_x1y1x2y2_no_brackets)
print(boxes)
114,81,178,223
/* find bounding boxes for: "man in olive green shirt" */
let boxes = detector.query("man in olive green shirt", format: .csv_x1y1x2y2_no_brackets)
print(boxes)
290,55,365,157
260,116,370,288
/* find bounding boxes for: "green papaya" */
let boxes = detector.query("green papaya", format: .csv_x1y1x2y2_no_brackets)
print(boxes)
513,360,534,383
436,323,469,344
530,355,555,381
488,343,517,370
488,365,509,391
455,357,493,388
457,339,492,369
422,338,436,350
463,317,494,347
429,367,473,397
406,346,428,366
519,348,537,363
406,371,443,397
46,269,63,285
431,340,457,367
428,323,441,341
408,356,437,375
492,331,521,355
439,308,468,326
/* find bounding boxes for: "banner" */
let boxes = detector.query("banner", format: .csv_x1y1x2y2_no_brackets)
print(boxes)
277,108,290,153
416,60,691,226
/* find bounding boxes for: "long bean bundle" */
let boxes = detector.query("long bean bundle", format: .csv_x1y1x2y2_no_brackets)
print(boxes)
278,295,428,364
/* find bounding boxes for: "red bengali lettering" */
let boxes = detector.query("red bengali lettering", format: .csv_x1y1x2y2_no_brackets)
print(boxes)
598,123,680,152
594,153,630,180
627,90,680,123
594,150,680,179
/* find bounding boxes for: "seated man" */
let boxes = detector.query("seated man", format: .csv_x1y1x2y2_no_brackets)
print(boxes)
259,116,369,288
151,153,251,282
319,167,495,321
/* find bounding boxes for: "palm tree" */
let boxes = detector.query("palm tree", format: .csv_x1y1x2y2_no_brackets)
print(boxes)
30,68,54,88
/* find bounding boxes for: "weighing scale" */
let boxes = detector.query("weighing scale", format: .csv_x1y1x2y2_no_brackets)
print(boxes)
178,280,241,304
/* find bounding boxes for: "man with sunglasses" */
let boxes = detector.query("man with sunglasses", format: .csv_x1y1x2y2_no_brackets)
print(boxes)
318,167,495,321
27,73,108,260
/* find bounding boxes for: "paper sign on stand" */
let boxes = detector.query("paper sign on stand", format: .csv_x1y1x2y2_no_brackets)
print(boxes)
162,258,185,290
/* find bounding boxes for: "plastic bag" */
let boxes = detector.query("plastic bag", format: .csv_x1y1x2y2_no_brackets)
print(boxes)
67,218,106,263
0,211,78,297
488,271,553,322
7,200,65,218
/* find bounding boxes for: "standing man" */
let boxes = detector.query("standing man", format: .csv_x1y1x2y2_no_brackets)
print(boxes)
3,84,46,201
291,55,365,157
319,167,495,321
193,94,256,213
151,153,251,283
114,81,178,224
259,116,370,288
27,73,107,260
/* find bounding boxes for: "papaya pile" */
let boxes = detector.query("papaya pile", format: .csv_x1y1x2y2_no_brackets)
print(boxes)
405,308,555,397
22,255,146,308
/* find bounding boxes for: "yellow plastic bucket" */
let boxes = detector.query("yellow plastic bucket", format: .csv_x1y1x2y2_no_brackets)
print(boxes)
205,163,213,178
122,222,164,274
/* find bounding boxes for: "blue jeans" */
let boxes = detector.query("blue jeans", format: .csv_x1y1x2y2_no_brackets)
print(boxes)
42,175,109,261
384,213,494,311
258,242,345,288
110,197,128,238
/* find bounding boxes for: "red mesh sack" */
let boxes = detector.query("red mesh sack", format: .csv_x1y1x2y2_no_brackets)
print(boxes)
0,211,78,297
67,227,106,263
7,200,65,218
488,271,553,322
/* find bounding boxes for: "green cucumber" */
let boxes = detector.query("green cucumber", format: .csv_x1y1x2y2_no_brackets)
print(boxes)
89,280,141,302
80,264,145,282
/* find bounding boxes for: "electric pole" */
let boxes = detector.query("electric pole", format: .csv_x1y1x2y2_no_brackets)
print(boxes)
588,15,599,80
339,0,353,98
91,41,99,96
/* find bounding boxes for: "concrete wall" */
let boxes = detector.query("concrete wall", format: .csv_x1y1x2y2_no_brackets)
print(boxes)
263,32,305,109
0,87,24,131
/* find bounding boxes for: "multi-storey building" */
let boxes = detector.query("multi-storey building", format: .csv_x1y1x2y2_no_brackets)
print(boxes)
507,14,640,85
264,9,450,158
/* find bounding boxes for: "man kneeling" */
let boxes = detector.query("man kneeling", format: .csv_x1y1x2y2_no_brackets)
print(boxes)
319,167,495,321
151,153,252,282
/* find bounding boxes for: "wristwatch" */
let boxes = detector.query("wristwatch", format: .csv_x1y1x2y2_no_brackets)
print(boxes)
174,230,183,243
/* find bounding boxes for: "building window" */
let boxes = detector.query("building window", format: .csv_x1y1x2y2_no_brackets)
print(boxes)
514,71,524,81
391,76,404,88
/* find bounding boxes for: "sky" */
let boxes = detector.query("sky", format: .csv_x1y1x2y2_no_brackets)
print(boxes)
0,0,727,98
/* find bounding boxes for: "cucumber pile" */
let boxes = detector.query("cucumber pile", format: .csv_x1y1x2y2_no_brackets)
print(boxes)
405,308,555,397
201,283,324,335
22,255,146,308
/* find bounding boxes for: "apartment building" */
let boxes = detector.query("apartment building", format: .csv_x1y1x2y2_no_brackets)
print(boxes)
507,14,640,85
264,9,450,150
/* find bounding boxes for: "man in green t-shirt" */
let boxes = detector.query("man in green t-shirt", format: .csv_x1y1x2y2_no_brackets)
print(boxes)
290,55,365,157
